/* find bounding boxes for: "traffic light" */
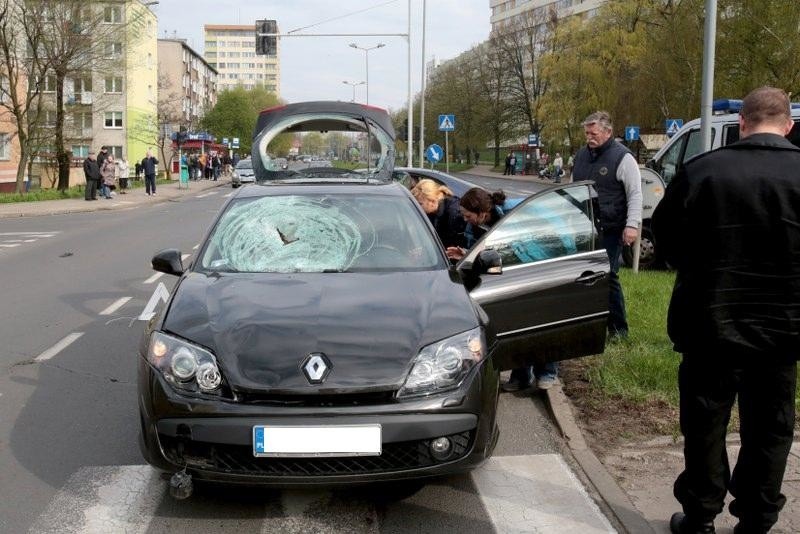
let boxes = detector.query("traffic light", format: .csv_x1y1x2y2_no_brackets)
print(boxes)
255,19,277,56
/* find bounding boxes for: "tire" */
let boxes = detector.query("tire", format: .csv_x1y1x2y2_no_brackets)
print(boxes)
622,226,662,269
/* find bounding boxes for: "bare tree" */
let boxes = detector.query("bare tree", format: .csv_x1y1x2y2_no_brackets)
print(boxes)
0,0,50,194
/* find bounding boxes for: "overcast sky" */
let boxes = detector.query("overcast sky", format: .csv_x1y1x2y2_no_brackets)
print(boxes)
155,0,490,111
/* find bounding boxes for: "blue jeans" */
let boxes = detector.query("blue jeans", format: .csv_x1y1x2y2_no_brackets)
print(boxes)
603,230,628,336
100,183,111,198
508,361,559,385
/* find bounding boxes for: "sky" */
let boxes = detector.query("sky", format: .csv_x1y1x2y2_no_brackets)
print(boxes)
154,0,491,112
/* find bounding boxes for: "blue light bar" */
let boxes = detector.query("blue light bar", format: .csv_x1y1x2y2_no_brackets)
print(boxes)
712,99,742,114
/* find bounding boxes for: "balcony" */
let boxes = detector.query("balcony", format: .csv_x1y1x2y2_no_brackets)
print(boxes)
66,92,93,105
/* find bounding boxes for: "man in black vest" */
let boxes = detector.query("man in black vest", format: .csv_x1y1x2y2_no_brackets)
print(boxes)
653,86,800,534
573,111,642,339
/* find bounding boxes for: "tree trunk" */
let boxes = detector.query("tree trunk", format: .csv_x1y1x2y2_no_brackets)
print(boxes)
55,70,70,191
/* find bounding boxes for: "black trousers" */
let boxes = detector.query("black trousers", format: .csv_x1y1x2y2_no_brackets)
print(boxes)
674,352,796,531
84,179,98,200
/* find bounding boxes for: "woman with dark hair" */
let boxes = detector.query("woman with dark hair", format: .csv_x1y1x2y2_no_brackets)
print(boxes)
445,187,517,261
410,179,465,248
448,186,559,392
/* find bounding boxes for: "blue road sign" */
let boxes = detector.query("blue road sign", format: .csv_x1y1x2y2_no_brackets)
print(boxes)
527,133,539,147
438,114,455,132
425,144,444,163
625,125,640,142
665,119,683,137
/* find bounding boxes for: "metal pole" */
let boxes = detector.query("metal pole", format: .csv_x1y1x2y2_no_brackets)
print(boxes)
418,0,426,167
406,0,413,167
700,0,717,152
352,84,356,102
445,130,449,174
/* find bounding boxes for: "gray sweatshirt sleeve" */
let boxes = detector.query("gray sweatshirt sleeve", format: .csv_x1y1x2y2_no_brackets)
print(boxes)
617,154,643,228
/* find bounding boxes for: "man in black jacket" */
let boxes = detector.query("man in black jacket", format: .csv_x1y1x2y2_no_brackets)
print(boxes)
141,149,158,196
653,86,800,534
83,152,101,200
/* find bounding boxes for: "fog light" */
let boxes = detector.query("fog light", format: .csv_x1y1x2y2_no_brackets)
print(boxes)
430,437,453,461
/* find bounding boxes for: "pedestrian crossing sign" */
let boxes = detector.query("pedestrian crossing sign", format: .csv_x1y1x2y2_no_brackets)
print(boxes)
665,119,683,137
438,114,455,132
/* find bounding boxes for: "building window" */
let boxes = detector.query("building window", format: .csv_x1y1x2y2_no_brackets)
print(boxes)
206,52,216,59
105,76,123,93
266,85,276,91
103,5,122,23
72,145,89,158
105,42,122,58
0,133,9,160
42,74,57,93
109,146,123,159
104,111,123,128
205,40,216,48
73,76,92,94
44,110,57,127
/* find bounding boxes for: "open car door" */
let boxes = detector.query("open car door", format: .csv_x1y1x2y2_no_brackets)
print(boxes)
462,183,609,371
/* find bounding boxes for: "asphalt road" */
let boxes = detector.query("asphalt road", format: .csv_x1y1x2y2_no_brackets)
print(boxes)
0,176,601,533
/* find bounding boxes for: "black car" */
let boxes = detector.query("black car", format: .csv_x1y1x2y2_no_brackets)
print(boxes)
392,167,475,198
138,102,609,493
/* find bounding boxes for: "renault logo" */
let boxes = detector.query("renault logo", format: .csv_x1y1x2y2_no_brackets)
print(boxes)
301,353,332,384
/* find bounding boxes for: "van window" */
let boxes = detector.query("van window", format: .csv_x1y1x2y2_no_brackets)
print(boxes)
652,128,712,184
787,121,800,148
723,124,740,146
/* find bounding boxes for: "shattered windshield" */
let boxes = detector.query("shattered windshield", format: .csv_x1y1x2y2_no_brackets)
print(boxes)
199,193,443,273
254,112,394,181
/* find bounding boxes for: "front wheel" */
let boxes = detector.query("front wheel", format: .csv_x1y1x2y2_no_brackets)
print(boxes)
622,226,662,269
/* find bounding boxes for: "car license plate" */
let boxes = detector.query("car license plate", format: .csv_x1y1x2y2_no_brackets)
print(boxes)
253,424,382,457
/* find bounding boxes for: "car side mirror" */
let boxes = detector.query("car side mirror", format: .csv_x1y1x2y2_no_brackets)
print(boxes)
476,249,502,275
152,249,184,276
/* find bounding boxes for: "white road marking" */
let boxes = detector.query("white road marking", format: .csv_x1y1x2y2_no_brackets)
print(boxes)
181,253,191,262
0,243,21,248
471,454,616,533
138,282,170,321
0,231,60,236
34,332,84,362
192,243,199,250
3,239,25,243
23,239,36,242
196,192,217,198
29,466,165,534
224,192,234,198
99,297,132,316
143,272,163,284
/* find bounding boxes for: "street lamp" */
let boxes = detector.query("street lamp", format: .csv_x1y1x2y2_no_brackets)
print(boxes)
342,80,365,103
348,43,385,105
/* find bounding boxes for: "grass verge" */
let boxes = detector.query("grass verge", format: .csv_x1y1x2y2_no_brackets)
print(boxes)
0,178,175,203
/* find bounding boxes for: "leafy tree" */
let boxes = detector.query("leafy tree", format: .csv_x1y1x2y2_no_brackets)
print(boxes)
200,85,289,157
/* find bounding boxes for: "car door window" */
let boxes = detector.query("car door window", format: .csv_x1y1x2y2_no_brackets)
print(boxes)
479,185,595,267
682,128,706,163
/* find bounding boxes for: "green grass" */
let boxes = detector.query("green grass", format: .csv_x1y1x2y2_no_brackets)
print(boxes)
582,269,800,410
0,178,175,203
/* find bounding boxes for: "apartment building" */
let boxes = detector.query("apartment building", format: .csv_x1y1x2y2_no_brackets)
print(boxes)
203,24,280,95
490,0,607,32
157,38,218,171
0,91,21,193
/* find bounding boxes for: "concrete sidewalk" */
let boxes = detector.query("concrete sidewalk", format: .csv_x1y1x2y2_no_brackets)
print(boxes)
0,177,229,219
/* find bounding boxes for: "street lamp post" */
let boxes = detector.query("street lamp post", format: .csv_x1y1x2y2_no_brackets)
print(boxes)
348,43,385,105
342,80,365,103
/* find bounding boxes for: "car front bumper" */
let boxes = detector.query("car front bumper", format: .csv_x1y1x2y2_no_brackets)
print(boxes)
138,356,500,485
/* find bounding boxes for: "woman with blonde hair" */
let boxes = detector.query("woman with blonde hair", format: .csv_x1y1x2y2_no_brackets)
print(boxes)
410,179,466,248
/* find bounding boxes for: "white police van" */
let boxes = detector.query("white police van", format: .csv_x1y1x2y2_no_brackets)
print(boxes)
626,99,800,268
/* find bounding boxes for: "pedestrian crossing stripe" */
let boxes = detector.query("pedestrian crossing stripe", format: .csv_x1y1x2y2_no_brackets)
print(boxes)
28,455,617,533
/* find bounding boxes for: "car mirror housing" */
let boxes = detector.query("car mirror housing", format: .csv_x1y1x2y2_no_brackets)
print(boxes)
476,249,502,275
152,249,184,276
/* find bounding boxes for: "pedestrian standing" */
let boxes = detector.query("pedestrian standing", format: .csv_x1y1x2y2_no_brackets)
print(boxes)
141,149,158,196
566,154,574,182
134,160,142,181
100,154,115,199
117,157,129,194
212,153,221,181
97,146,109,169
553,152,564,184
572,111,642,340
503,153,511,175
83,152,101,201
508,153,517,175
653,86,800,534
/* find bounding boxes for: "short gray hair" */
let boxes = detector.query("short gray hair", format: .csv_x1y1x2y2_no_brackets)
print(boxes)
582,111,613,131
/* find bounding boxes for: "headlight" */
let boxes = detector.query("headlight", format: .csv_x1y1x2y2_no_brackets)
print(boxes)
147,332,223,393
398,327,486,398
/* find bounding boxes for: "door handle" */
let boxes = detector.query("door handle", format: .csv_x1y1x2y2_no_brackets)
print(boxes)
575,271,606,285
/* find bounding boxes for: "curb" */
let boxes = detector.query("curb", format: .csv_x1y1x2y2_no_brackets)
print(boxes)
545,384,656,534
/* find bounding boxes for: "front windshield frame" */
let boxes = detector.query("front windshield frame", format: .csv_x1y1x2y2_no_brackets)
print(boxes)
255,112,395,181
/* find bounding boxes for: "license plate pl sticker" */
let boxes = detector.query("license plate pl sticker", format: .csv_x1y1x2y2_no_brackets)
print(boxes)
253,424,382,457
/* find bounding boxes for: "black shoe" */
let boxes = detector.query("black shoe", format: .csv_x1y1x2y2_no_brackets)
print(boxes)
733,523,768,534
500,379,532,392
670,512,715,534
